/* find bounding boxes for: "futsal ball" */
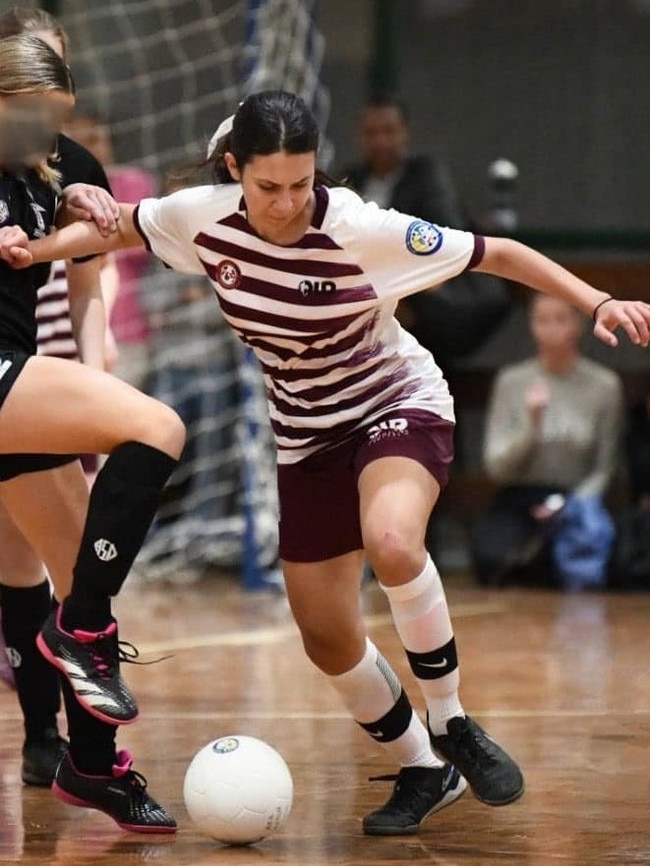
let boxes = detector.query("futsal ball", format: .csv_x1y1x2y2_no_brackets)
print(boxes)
183,735,293,845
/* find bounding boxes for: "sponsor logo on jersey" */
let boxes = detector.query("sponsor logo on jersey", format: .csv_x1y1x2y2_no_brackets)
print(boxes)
29,202,47,238
367,417,409,441
405,220,443,256
298,279,337,298
216,259,242,289
0,200,9,224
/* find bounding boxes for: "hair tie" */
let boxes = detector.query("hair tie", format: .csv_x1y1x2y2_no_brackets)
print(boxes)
206,114,234,159
592,296,614,323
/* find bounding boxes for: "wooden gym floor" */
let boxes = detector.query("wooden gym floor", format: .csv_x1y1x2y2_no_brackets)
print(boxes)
1,572,649,865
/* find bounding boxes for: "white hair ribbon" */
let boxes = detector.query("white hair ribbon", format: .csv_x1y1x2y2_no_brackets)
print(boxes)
206,114,234,159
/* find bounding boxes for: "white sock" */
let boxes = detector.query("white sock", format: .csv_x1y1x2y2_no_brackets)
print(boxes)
380,556,464,735
327,637,442,768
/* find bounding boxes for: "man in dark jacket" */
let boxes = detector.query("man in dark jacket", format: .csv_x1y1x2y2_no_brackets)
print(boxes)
342,96,510,369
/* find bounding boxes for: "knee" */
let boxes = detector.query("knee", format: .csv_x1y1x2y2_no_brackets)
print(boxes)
138,402,186,458
298,622,365,676
364,528,423,581
156,405,186,457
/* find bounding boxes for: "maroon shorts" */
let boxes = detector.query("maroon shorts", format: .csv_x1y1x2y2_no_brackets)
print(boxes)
277,408,455,562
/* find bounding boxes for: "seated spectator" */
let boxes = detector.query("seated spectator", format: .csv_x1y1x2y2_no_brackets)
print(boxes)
624,387,650,509
608,384,650,590
470,294,623,590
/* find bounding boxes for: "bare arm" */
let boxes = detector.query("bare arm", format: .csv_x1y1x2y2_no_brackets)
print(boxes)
0,202,143,267
65,256,106,370
476,236,650,348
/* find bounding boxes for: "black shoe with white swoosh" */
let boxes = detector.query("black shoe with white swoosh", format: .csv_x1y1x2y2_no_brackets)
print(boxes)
36,608,139,725
362,763,466,835
429,715,524,806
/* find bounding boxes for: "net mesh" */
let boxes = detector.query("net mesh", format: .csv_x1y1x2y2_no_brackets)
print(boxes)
49,0,330,582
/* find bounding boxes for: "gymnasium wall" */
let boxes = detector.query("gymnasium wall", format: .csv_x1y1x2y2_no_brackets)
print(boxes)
321,0,650,232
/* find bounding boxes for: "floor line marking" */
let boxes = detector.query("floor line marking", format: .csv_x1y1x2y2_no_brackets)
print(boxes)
136,601,506,655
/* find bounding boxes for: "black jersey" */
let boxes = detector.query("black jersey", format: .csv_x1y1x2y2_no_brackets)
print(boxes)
0,135,112,354
56,133,112,193
0,169,57,353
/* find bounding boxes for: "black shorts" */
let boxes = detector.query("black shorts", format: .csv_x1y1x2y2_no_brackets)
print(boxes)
0,349,77,481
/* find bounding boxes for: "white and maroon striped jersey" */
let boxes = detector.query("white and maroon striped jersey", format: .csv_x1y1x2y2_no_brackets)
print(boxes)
135,184,483,464
36,260,79,361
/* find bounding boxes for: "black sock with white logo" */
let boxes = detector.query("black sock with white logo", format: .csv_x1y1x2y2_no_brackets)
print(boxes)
0,581,60,741
61,441,177,633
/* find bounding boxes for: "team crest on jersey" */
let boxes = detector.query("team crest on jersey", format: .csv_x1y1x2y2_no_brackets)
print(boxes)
405,220,443,256
0,200,9,224
216,259,241,289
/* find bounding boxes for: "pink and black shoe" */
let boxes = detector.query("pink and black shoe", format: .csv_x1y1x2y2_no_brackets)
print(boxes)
53,750,177,834
36,608,138,725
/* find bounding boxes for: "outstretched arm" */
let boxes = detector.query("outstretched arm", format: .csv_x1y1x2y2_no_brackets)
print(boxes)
0,202,142,268
477,236,650,348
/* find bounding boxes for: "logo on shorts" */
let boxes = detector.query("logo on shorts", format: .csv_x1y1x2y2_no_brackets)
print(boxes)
0,359,13,381
0,200,9,224
216,259,242,289
405,220,443,256
367,418,409,442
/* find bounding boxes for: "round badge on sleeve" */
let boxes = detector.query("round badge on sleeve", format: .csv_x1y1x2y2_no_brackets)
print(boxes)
405,220,443,256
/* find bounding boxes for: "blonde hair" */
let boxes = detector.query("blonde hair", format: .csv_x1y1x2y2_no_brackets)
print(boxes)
0,34,74,186
0,6,68,58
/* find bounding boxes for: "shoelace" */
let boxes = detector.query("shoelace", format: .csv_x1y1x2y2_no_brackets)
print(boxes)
86,633,119,680
458,724,499,764
87,637,171,681
118,641,173,666
125,768,149,796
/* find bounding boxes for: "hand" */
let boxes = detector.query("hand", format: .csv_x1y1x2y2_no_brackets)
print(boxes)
0,225,33,268
531,493,565,522
593,298,650,348
524,378,550,424
61,183,120,236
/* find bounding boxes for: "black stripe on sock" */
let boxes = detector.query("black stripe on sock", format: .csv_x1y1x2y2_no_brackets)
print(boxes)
406,636,458,681
357,688,413,743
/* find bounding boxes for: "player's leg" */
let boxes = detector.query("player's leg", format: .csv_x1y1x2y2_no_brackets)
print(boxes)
0,465,176,832
358,436,524,809
278,440,463,836
283,551,465,836
0,355,185,724
0,494,66,785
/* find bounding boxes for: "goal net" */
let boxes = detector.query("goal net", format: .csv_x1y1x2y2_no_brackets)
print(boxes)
53,0,331,585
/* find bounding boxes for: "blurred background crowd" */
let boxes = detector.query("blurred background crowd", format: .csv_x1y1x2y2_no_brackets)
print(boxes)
8,0,650,591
